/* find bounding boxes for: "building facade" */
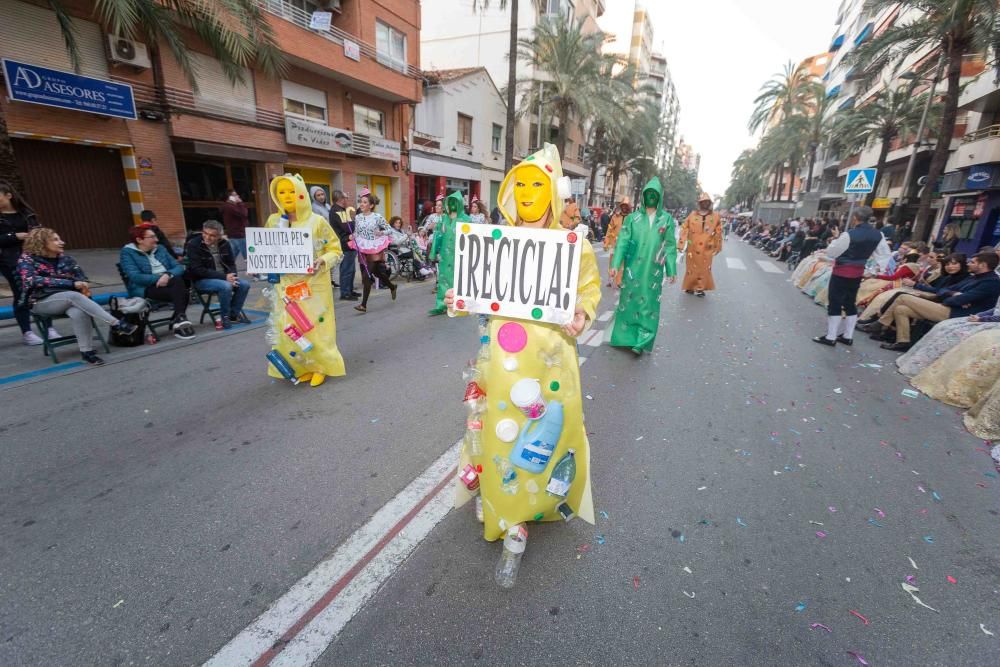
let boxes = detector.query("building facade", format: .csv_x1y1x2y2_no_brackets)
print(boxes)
0,0,422,248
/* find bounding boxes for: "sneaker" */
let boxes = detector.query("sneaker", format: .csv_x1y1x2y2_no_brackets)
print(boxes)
419,267,432,277
220,316,233,330
695,290,706,297
172,319,196,340
112,320,138,336
47,327,61,339
341,294,359,301
214,317,224,331
233,311,252,324
81,351,105,365
23,331,43,346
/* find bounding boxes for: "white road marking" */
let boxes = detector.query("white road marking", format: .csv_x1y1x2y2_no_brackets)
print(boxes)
597,310,613,322
584,329,605,347
579,356,587,366
725,257,747,270
755,260,784,274
204,440,461,667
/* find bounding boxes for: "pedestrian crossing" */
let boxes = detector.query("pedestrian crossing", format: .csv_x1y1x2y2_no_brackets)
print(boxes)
726,257,747,270
755,259,785,274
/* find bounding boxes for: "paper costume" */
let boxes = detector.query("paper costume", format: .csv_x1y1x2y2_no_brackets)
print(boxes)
609,177,677,354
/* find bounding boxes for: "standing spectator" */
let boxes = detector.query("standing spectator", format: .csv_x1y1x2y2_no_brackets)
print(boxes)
330,190,360,301
220,189,249,262
469,198,488,224
18,228,136,365
599,208,611,239
490,205,502,225
938,222,960,254
895,220,913,248
120,223,195,339
184,220,251,329
310,186,331,219
0,179,43,344
139,210,180,259
880,218,896,244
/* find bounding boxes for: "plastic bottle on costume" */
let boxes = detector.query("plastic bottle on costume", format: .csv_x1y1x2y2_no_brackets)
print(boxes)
475,495,484,522
510,401,564,473
495,524,528,589
545,448,577,497
492,455,519,494
266,350,300,384
464,413,484,456
283,324,314,352
283,296,314,332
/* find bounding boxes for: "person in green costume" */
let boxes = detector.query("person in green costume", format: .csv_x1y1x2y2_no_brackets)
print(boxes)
608,177,678,355
428,190,469,316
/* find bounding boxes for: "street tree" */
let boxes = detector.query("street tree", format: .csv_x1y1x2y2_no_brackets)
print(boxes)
662,156,700,211
748,60,819,135
851,0,1000,241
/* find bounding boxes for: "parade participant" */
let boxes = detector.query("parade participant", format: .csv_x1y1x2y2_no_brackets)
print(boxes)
264,174,345,386
351,190,396,313
559,196,581,230
680,193,723,297
603,201,629,285
812,205,890,347
427,191,467,316
608,177,678,355
446,143,600,549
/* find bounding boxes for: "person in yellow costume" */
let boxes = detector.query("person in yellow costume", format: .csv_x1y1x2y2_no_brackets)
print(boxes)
446,143,601,543
265,174,346,386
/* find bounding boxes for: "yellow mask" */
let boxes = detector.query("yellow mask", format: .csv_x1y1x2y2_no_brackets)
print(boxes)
275,178,298,214
513,164,551,223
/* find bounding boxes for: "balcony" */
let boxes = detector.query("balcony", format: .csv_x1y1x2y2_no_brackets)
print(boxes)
950,124,1000,170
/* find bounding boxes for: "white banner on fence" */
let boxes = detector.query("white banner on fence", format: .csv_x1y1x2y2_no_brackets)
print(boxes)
451,223,583,325
245,227,315,274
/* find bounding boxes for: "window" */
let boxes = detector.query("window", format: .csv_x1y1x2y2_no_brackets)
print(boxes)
577,144,585,163
566,140,574,160
354,104,385,137
282,81,327,122
491,123,503,153
542,0,575,23
376,20,407,73
458,114,473,146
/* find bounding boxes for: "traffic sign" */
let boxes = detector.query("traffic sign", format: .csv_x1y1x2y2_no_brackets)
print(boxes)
844,168,876,194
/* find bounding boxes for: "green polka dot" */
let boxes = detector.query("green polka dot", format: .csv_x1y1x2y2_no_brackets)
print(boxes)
525,155,535,161
318,317,324,322
549,380,560,392
491,229,502,240
531,307,543,320
248,246,255,252
533,512,544,521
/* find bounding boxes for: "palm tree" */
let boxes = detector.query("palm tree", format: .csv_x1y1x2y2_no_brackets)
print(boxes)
801,82,837,192
831,87,935,206
601,98,660,205
515,18,613,160
0,0,284,191
851,0,1000,240
584,59,640,206
748,60,819,135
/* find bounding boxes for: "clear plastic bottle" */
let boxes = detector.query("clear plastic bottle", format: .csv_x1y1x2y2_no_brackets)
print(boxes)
475,495,484,522
546,449,577,498
492,455,518,494
495,524,527,588
464,412,484,456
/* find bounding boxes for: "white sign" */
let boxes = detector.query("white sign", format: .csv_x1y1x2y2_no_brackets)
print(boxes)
246,227,315,274
285,117,353,154
844,168,877,193
344,40,361,62
369,136,401,161
452,223,583,325
309,11,332,31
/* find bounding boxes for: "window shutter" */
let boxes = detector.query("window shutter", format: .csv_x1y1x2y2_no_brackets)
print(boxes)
190,53,256,122
0,1,108,78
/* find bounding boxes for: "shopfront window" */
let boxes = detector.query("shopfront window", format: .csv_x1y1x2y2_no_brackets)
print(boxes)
175,159,258,233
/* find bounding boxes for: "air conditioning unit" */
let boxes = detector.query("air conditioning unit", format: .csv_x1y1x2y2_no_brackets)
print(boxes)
326,0,343,12
107,35,151,69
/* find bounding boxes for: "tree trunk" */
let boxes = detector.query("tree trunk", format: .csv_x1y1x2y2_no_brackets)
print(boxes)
587,125,604,206
806,145,817,192
503,0,519,173
555,106,569,161
610,160,621,204
913,45,963,242
786,158,798,202
0,108,23,192
865,133,893,207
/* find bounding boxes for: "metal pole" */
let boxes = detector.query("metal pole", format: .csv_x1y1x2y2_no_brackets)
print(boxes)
846,194,856,228
535,81,544,149
893,53,946,226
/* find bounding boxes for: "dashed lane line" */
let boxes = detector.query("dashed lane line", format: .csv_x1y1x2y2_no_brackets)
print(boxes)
725,257,747,270
755,259,784,274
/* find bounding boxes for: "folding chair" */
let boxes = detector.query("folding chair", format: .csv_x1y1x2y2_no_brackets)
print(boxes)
31,312,110,364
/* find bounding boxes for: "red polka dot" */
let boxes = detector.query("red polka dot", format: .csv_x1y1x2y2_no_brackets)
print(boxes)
306,267,314,273
456,299,465,309
545,165,553,172
567,232,577,243
490,302,500,312
299,194,305,199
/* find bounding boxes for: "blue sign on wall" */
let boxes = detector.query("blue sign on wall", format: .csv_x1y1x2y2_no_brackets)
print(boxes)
2,59,136,120
966,165,995,190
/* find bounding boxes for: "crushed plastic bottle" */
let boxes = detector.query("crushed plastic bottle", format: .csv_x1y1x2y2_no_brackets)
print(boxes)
495,524,527,589
546,449,576,498
464,414,484,456
475,495,484,522
492,455,519,494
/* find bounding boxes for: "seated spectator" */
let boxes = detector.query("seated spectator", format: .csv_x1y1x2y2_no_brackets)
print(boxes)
17,228,137,365
858,253,967,325
139,210,180,259
911,327,1000,407
874,252,1000,351
120,223,195,339
897,296,1000,377
184,220,250,329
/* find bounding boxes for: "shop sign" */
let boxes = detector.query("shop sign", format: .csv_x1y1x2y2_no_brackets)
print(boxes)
951,196,977,217
2,58,136,120
368,137,401,161
138,157,153,175
285,117,353,154
344,40,361,62
966,165,995,190
871,197,892,209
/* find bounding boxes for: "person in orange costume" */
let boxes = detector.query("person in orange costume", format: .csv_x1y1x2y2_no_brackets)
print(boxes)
679,192,723,297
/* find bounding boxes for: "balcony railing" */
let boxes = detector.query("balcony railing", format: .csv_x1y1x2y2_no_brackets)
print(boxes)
962,124,1000,143
258,0,421,80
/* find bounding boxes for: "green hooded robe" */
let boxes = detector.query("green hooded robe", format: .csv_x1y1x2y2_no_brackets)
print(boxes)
429,190,469,315
608,177,678,353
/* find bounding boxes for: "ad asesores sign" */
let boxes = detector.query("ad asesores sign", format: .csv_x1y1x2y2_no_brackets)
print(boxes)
2,58,137,120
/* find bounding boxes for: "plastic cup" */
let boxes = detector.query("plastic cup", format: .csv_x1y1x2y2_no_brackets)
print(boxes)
510,378,546,420
495,418,520,443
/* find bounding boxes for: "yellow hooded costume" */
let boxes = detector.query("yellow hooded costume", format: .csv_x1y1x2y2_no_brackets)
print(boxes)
454,144,601,541
265,174,346,383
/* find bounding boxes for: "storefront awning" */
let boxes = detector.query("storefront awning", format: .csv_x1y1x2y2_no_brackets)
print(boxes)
172,140,287,164
409,151,482,181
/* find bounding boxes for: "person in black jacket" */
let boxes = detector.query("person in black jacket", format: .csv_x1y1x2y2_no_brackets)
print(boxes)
329,190,360,301
0,179,46,344
184,220,250,329
874,251,1000,351
139,210,181,259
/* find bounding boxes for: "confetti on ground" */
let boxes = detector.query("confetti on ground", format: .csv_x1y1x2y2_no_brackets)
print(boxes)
923,535,935,544
834,388,843,394
599,511,609,519
849,610,870,625
683,591,696,598
868,518,885,528
828,506,837,513
847,650,869,666
810,623,832,633
632,575,640,590
682,566,692,574
816,531,827,538
576,544,590,553
981,624,995,637
901,388,920,398
809,520,825,526
736,517,748,527
873,508,885,518
635,436,644,441
932,491,942,502
907,556,919,570
795,602,807,612
112,599,124,608
595,534,605,545
905,575,917,584
697,486,707,491
901,583,940,612
946,575,957,584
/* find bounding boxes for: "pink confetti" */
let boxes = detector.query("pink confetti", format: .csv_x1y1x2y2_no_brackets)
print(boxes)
816,531,827,538
632,575,641,590
849,610,870,625
917,485,926,493
828,506,837,513
918,508,929,515
873,508,885,518
810,623,832,632
576,544,591,553
905,575,917,584
847,650,869,666
947,575,957,584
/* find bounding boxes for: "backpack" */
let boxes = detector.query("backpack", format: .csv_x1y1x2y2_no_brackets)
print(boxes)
109,296,149,347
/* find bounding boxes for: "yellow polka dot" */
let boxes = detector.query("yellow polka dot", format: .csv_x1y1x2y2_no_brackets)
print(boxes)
462,224,471,234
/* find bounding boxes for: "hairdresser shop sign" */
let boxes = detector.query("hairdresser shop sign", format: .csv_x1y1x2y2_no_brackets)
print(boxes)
3,59,136,120
452,223,583,325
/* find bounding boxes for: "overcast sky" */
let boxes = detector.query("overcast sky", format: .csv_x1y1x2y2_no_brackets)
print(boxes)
597,0,841,196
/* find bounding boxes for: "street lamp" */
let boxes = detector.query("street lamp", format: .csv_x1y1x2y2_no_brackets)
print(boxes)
893,54,945,226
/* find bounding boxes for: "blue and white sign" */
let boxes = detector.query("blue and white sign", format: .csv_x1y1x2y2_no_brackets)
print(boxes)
2,59,136,120
966,165,995,190
844,168,877,194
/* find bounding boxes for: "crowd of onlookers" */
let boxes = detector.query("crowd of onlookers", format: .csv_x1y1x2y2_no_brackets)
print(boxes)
736,210,1000,443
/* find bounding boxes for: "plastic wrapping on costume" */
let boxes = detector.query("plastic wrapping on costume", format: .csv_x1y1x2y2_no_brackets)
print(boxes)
453,144,600,542
609,177,677,352
263,174,346,380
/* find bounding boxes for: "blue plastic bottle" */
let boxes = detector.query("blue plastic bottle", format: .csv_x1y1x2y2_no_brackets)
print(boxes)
266,350,300,384
509,401,564,473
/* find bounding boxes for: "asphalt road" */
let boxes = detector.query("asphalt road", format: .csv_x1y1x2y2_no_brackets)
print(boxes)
1,241,998,666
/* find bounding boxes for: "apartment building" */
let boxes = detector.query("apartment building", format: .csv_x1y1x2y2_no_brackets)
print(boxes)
0,0,421,248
